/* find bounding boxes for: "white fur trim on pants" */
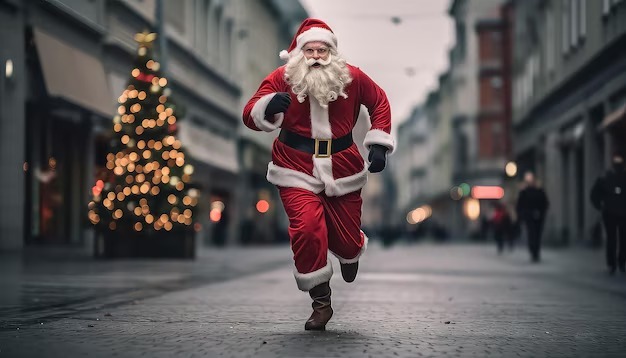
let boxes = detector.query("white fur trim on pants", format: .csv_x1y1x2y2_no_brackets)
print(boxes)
251,93,284,132
294,260,333,291
330,230,369,264
363,129,395,154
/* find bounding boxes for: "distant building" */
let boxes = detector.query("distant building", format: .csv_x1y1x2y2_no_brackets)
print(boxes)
511,0,626,245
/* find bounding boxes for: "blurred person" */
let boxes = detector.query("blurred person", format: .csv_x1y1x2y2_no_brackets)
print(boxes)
490,201,513,254
516,172,549,262
590,154,626,275
242,18,393,331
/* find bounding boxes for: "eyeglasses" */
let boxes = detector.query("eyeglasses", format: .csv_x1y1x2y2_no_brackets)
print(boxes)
303,47,329,56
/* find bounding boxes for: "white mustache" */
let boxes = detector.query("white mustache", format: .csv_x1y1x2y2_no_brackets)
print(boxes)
305,54,332,67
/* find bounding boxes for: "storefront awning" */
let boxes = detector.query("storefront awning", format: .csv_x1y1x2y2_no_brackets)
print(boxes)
34,28,113,118
600,105,626,130
178,120,239,174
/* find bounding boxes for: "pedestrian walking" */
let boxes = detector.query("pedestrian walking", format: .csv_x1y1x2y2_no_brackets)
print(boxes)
590,154,626,275
490,201,513,254
242,18,394,330
516,172,549,262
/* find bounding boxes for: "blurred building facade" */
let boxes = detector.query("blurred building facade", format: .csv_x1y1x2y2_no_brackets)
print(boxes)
391,0,511,239
511,0,626,245
0,0,306,251
234,0,307,245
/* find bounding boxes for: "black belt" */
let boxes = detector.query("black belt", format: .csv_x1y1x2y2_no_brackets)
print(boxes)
278,129,353,158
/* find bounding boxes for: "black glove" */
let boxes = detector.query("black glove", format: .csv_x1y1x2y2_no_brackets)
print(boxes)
368,144,388,173
265,92,291,117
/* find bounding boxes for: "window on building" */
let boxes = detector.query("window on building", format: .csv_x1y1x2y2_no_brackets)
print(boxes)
492,121,503,156
561,0,569,55
603,0,611,16
545,7,556,73
578,0,586,39
570,0,578,48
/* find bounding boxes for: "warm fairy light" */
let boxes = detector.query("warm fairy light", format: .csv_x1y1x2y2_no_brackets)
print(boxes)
183,165,194,175
107,153,115,161
182,196,192,206
138,91,146,100
137,140,145,149
134,207,142,216
159,78,168,86
131,185,140,194
159,95,167,103
114,209,123,219
125,175,133,184
118,106,125,115
127,163,135,172
107,192,116,201
131,103,141,113
154,141,163,150
123,187,131,196
160,214,169,223
136,174,145,183
256,200,270,213
161,167,170,176
161,175,170,184
146,60,155,69
141,205,150,215
138,47,147,56
167,116,176,125
136,126,145,135
158,112,167,121
132,68,140,77
210,209,221,222
140,183,150,194
152,176,161,185
114,123,122,132
143,150,151,159
168,194,177,204
120,158,129,166
146,214,154,224
142,119,149,128
176,158,185,167
121,135,130,144
173,140,182,149
165,108,173,116
162,151,170,160
151,84,160,93
157,104,165,113
166,136,175,146
127,114,135,123
169,176,180,186
129,90,138,98
183,209,192,218
114,167,124,176
109,222,116,230
175,182,184,191
129,152,138,161
164,221,173,231
151,186,160,195
117,192,125,201
134,222,143,231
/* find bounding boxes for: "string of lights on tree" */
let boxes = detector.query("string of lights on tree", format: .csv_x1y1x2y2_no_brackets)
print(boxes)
89,31,199,234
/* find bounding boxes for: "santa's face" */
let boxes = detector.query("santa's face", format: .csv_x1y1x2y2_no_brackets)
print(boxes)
302,41,331,68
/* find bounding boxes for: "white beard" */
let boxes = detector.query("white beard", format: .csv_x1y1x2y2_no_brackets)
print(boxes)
284,51,352,108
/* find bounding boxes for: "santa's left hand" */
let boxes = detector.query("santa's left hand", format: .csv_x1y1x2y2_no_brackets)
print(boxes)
368,144,388,173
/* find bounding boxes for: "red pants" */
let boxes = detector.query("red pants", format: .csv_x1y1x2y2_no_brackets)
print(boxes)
279,187,367,291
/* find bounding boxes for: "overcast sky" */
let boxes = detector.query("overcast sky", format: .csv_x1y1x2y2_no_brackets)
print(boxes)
299,0,454,125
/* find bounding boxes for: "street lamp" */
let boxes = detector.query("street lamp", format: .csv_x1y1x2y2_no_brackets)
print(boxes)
505,161,518,177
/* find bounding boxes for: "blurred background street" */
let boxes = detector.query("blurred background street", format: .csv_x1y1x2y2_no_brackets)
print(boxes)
1,0,626,356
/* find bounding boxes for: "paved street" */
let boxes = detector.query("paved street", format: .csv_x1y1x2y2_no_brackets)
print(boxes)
1,242,626,357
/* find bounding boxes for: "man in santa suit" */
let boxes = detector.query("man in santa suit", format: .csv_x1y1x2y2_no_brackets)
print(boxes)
242,18,394,331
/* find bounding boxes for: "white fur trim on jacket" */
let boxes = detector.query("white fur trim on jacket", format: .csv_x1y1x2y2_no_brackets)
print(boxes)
251,93,284,132
267,161,368,197
330,230,369,264
363,129,396,154
294,260,333,291
266,162,325,194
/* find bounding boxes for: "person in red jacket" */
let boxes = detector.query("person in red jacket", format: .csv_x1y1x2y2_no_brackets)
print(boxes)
242,18,394,331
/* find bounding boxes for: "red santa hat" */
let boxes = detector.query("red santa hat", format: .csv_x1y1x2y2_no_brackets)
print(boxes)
279,18,338,61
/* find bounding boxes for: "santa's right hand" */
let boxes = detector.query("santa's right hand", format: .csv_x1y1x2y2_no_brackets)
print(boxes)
265,92,291,116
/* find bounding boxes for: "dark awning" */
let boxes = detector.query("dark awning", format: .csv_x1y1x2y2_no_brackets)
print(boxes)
34,28,113,118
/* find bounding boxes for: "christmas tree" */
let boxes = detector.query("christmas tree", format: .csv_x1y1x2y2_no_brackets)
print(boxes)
89,31,198,240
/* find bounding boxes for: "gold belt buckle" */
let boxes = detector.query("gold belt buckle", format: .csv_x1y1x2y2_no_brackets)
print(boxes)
314,138,332,158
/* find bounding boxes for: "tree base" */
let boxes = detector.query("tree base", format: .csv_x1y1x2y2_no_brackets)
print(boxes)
95,229,195,259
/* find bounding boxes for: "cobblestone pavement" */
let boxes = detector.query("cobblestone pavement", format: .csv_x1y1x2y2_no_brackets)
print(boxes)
1,242,625,357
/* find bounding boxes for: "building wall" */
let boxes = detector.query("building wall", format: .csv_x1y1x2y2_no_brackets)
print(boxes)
512,0,626,245
0,0,26,251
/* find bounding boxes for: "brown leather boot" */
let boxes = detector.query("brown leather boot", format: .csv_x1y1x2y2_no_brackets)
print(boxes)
340,262,359,283
304,282,333,331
